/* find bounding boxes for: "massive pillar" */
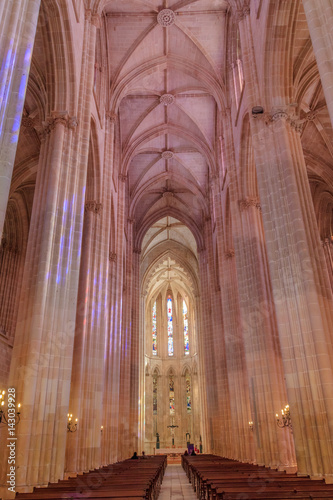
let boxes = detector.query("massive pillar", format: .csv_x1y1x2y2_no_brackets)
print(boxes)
0,8,98,494
0,0,40,237
238,5,333,481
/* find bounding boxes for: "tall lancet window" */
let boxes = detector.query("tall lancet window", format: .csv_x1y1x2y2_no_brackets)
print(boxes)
152,301,157,355
185,371,192,414
183,300,189,355
169,374,175,414
167,295,174,356
153,371,158,414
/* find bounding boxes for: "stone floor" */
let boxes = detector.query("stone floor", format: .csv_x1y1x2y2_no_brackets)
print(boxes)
158,464,197,500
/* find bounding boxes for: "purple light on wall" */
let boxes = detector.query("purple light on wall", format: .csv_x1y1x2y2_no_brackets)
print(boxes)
11,44,33,143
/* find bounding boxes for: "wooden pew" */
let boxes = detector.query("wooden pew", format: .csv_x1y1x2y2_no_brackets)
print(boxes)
15,455,167,500
181,454,333,500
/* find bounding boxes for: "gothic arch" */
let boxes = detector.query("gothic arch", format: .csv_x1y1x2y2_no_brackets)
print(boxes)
135,208,205,253
39,0,77,113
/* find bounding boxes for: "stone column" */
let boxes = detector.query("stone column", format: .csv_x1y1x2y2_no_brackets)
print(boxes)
215,111,253,463
0,7,98,493
101,113,120,466
239,8,333,480
302,0,333,127
65,200,105,474
233,196,296,470
0,0,40,237
198,219,231,456
322,238,333,292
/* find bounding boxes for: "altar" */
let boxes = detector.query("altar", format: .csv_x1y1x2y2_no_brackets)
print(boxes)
155,447,186,464
155,447,186,455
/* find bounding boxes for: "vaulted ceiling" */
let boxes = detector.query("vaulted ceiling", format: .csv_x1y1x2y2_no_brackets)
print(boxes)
105,0,229,244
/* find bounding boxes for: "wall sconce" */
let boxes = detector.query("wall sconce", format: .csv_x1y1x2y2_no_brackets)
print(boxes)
252,105,264,117
101,426,103,432
248,421,254,431
276,405,292,429
67,413,78,432
0,390,21,426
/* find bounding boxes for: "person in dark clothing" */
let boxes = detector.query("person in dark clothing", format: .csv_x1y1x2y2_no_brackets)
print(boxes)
191,450,196,456
131,452,138,459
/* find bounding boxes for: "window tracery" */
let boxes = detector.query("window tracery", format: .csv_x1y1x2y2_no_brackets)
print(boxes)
183,300,189,355
167,295,174,356
152,301,157,356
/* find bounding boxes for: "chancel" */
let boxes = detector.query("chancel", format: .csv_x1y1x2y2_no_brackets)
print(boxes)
1,0,333,498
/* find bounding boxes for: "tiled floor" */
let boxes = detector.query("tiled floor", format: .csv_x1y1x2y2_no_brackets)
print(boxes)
158,464,197,499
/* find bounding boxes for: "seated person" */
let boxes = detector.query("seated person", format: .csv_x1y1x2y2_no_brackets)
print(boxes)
131,451,139,459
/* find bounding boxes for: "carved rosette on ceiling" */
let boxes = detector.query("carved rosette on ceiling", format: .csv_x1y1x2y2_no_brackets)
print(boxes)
160,94,175,106
161,151,174,160
157,9,175,27
21,116,35,129
162,191,174,198
305,110,318,121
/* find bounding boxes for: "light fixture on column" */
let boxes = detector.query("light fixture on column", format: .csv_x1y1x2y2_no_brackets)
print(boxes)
0,390,21,426
101,425,103,432
67,413,78,432
276,405,292,429
248,421,254,431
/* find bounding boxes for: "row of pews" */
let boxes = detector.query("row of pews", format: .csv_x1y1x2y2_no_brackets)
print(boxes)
182,454,333,500
15,455,167,500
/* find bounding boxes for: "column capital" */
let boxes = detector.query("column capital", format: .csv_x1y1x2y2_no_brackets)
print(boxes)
109,252,117,262
84,200,103,214
106,111,117,123
239,197,261,211
42,112,78,133
262,106,305,134
236,4,250,23
85,9,101,28
225,249,235,259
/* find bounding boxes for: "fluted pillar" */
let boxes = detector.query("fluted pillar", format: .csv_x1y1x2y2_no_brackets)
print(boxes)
302,0,333,127
233,196,296,470
216,110,252,462
322,239,333,292
198,219,230,455
0,8,98,494
238,8,333,479
0,0,40,237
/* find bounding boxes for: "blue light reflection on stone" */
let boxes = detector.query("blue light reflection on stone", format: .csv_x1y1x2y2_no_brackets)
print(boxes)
0,40,15,138
11,44,33,143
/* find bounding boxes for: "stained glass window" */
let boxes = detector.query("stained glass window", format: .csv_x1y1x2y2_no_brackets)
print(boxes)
153,371,158,414
169,374,175,415
185,372,191,413
167,296,174,356
152,301,157,355
183,300,189,355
